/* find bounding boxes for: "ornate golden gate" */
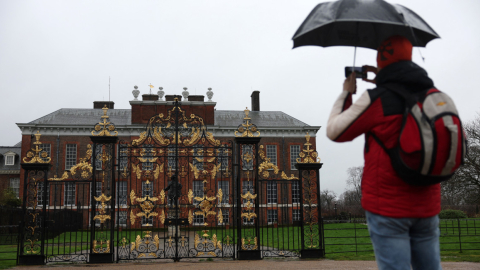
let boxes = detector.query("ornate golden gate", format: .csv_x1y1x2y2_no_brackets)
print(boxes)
116,99,235,261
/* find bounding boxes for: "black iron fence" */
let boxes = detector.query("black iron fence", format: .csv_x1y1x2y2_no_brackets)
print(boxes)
0,206,22,267
322,214,480,256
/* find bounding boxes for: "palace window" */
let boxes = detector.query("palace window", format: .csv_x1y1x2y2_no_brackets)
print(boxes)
64,182,76,206
5,154,14,165
117,181,127,206
293,209,301,222
118,211,127,227
218,146,229,171
9,178,20,198
218,181,229,204
92,145,102,170
221,209,229,225
292,181,300,204
37,182,50,206
267,181,277,204
65,144,77,170
118,145,128,172
193,181,204,206
241,145,253,170
193,144,203,170
267,209,278,224
290,145,301,170
142,216,153,226
142,144,154,171
266,145,277,166
167,145,177,170
142,181,153,197
40,144,51,163
242,181,253,204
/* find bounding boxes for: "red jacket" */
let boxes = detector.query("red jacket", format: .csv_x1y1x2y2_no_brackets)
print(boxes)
326,61,440,218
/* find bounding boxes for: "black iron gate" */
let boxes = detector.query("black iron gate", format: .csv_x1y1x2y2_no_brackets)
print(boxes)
17,100,324,265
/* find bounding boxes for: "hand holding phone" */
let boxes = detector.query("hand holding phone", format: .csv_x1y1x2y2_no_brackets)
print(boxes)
345,66,366,79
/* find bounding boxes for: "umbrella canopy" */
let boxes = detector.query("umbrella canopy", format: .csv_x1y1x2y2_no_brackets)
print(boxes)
292,0,440,50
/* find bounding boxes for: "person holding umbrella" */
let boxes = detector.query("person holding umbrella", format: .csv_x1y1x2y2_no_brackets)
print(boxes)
325,35,442,270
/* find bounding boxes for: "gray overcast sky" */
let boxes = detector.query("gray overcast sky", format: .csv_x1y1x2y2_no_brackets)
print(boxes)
1,0,479,196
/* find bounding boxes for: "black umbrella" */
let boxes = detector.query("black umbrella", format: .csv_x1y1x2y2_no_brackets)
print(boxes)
292,0,440,50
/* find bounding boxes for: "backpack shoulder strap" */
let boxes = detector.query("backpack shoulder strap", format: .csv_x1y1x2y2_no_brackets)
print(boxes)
368,132,389,152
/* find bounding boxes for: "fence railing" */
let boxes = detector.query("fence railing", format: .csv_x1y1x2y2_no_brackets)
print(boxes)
322,215,480,256
0,206,22,268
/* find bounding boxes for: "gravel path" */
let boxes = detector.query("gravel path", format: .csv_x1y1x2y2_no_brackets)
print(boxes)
12,259,480,270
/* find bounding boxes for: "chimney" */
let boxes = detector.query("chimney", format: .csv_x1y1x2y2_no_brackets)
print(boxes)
251,91,260,111
188,95,205,102
93,101,114,109
142,94,159,101
165,95,182,101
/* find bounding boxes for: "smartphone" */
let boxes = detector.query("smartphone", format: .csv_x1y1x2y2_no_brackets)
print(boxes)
345,66,366,79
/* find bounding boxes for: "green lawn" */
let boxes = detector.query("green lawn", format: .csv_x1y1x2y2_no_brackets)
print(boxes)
0,245,17,270
2,220,479,269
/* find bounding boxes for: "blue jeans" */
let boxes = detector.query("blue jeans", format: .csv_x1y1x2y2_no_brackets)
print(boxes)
366,211,442,270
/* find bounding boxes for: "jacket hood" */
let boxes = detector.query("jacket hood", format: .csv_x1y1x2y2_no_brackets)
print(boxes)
376,61,434,92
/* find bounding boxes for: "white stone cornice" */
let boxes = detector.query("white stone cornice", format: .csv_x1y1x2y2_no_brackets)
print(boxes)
17,123,320,138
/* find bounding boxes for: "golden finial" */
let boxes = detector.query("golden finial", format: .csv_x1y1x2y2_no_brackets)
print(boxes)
235,107,260,137
296,132,320,164
92,105,118,136
23,131,51,163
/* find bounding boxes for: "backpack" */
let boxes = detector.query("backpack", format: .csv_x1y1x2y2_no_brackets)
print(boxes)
371,84,467,186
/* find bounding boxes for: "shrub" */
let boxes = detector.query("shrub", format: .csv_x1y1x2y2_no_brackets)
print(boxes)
439,209,467,219
0,188,22,207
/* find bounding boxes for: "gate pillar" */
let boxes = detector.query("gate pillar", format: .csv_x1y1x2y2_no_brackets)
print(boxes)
295,133,324,258
89,105,118,263
18,131,52,265
234,108,261,260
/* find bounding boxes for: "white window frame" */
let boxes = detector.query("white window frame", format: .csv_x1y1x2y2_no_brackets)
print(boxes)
193,214,205,226
118,145,128,172
167,145,177,170
5,154,14,166
40,144,51,163
241,145,253,171
292,181,300,204
193,144,204,170
293,209,301,222
267,209,278,224
193,181,204,206
242,181,253,204
118,211,127,227
142,144,154,171
37,182,50,206
242,216,254,225
142,181,153,198
219,209,229,225
218,146,229,171
290,145,301,170
218,181,229,204
116,181,128,206
64,182,76,206
65,144,77,170
142,216,154,227
9,178,20,198
92,145,103,170
267,181,277,204
266,145,277,166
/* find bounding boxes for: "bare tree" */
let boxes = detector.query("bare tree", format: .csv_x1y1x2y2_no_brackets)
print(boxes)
345,166,363,205
442,114,480,204
320,189,337,214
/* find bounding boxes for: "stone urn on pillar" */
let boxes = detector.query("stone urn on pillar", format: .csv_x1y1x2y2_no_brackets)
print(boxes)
132,85,140,100
158,87,165,100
